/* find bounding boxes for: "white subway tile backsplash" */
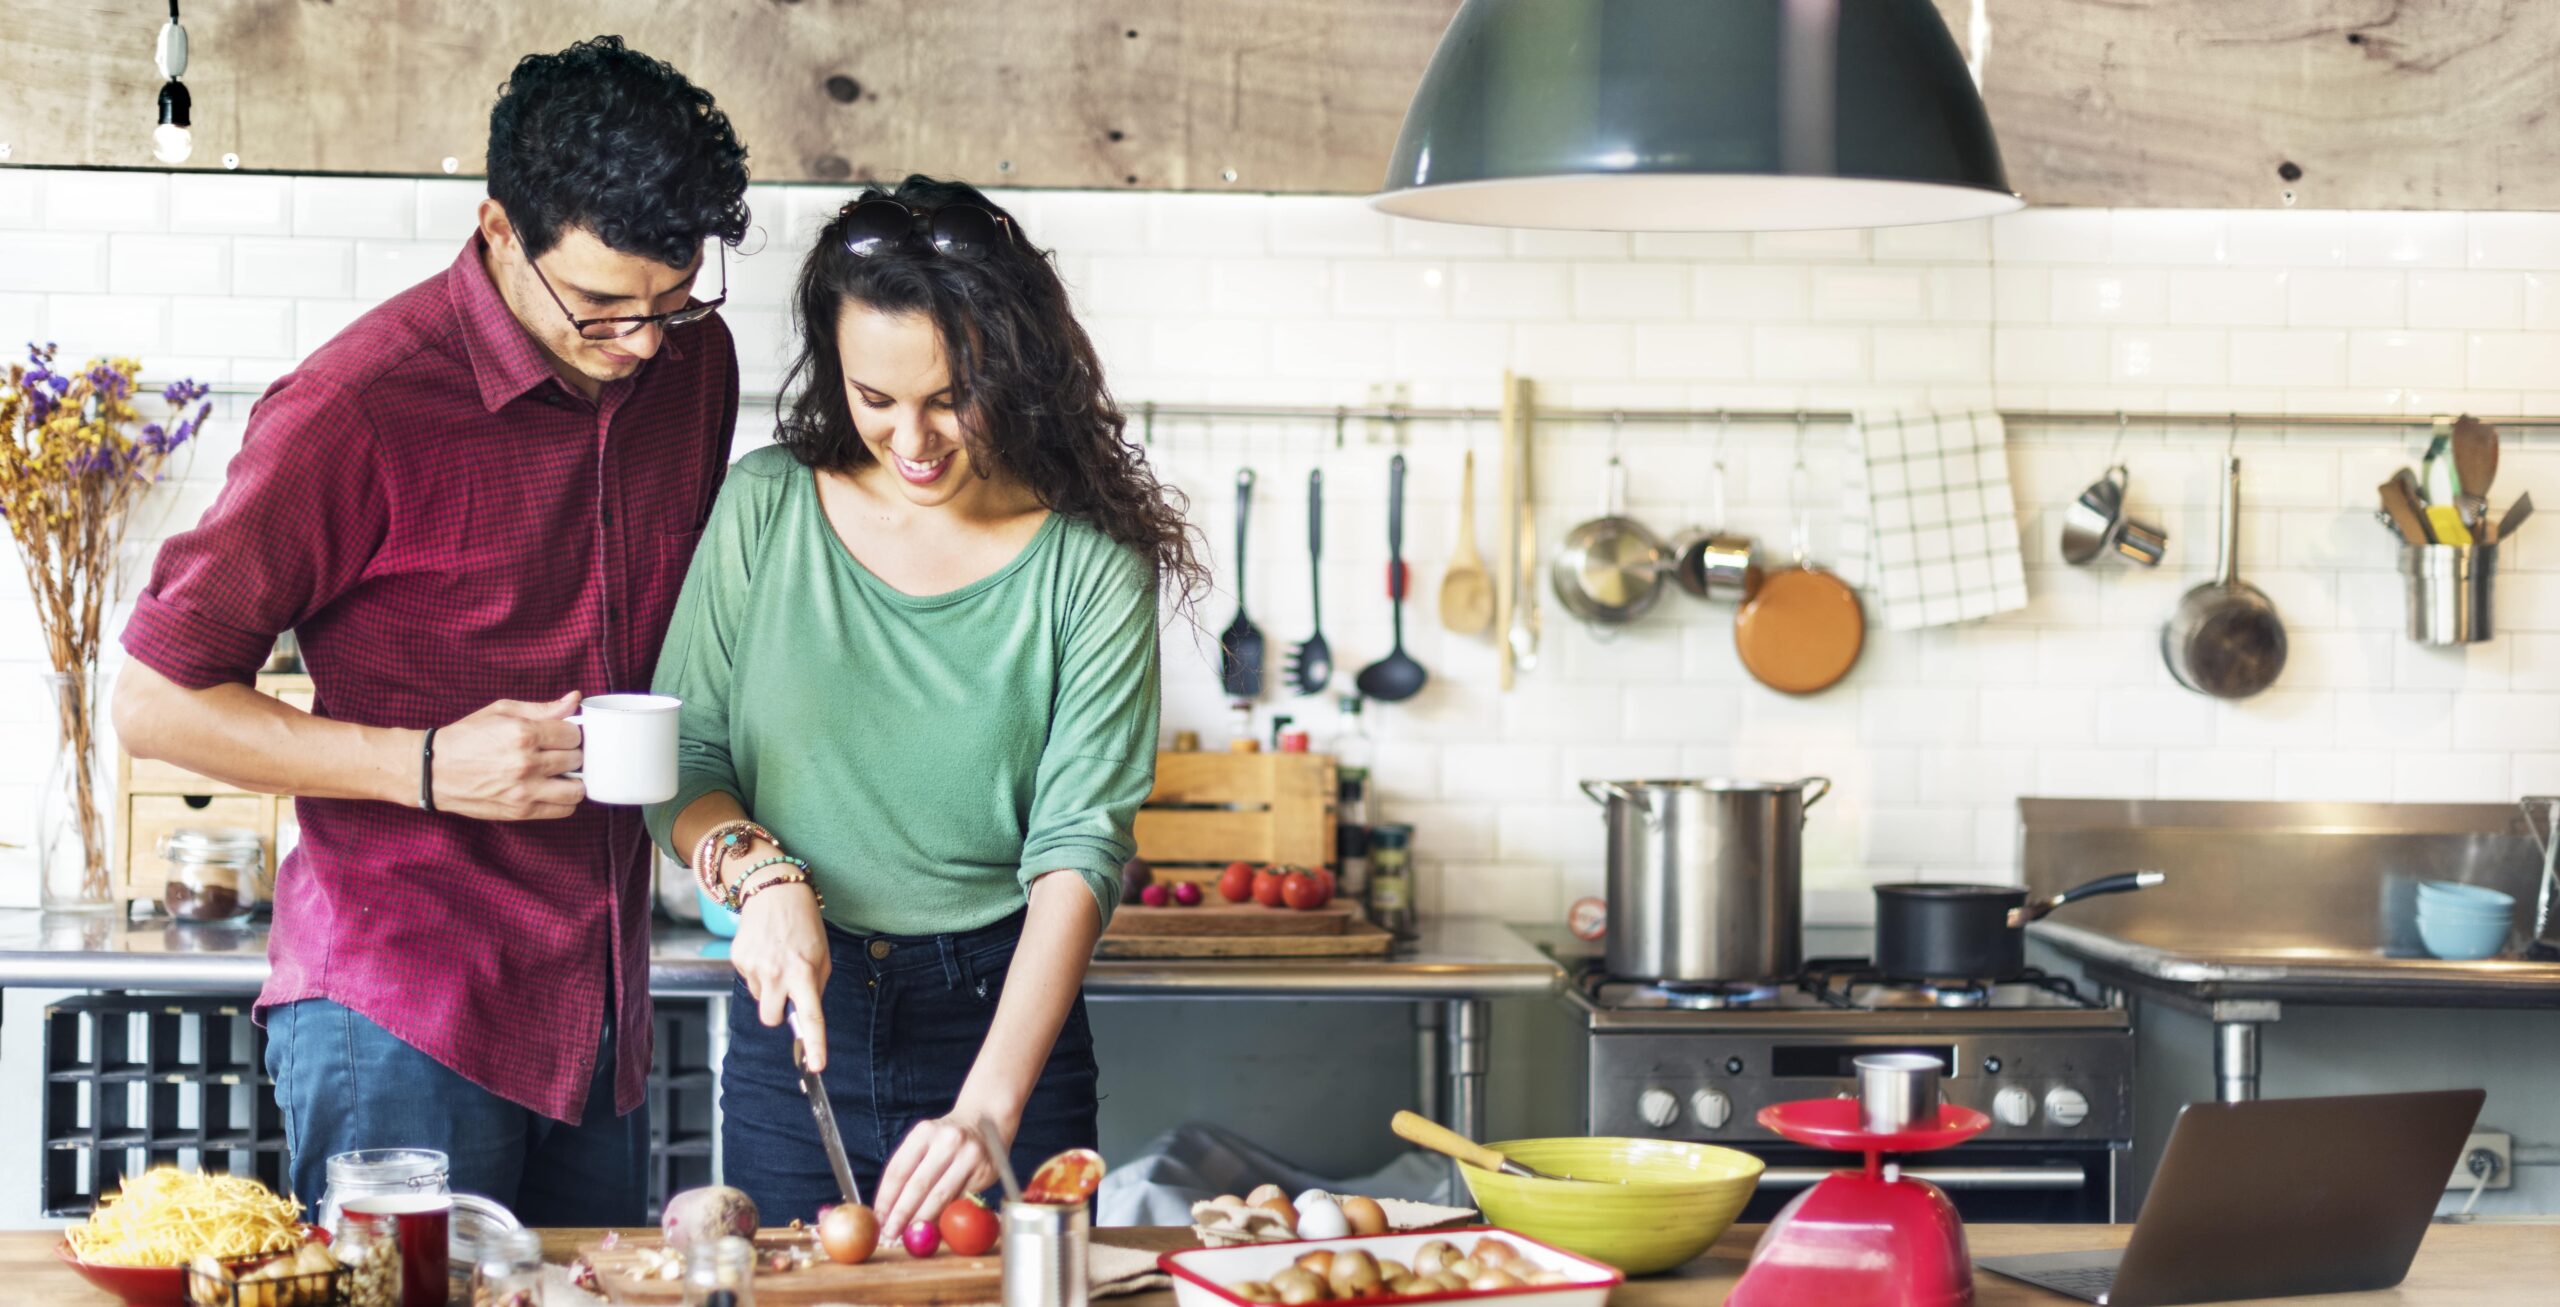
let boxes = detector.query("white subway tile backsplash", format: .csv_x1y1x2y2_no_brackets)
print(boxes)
2347,330,2463,388
2346,211,2468,268
1990,210,2110,264
1812,266,1930,321
1752,228,1867,261
171,297,292,358
2408,272,2523,329
1330,261,1449,317
2050,269,2165,324
0,293,41,346
19,179,2560,925
1693,265,1810,321
2466,213,2560,269
2225,211,2348,267
1573,264,1688,319
108,235,228,297
2168,269,2289,326
2465,333,2560,391
2111,329,2226,386
292,178,413,239
44,171,169,233
1751,325,1866,381
2288,269,2405,327
2109,210,2228,265
1450,261,1569,320
46,293,166,356
2230,329,2347,386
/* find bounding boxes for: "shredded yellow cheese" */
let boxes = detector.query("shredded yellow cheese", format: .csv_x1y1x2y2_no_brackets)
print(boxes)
65,1168,306,1268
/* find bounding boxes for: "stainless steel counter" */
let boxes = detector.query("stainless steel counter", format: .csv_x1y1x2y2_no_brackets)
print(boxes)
2021,798,2560,1104
0,909,1561,1144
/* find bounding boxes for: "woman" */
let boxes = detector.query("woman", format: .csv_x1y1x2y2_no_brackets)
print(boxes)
646,176,1201,1236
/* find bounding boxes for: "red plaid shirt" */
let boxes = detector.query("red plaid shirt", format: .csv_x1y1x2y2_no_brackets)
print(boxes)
122,235,736,1123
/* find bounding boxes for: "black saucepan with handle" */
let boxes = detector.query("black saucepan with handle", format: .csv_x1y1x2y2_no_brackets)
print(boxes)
1874,871,2165,981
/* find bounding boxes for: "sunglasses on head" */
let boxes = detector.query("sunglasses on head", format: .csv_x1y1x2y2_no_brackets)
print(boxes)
840,198,1016,258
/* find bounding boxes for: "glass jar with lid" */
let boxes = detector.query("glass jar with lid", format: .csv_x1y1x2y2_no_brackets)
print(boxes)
684,1235,758,1307
477,1227,547,1307
159,827,262,921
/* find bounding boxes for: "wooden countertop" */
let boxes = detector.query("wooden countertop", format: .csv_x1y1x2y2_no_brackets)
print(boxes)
19,1222,2559,1304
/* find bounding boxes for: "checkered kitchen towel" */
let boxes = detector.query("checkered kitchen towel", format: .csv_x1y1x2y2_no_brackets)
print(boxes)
1839,409,2030,630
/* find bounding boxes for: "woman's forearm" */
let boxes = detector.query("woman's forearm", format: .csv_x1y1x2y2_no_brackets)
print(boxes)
954,870,1102,1127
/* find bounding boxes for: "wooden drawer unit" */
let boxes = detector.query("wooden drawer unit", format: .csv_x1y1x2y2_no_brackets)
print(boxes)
113,674,310,908
1132,750,1336,881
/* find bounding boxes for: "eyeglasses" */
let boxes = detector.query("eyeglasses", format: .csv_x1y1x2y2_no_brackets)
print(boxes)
840,199,1016,258
528,242,728,341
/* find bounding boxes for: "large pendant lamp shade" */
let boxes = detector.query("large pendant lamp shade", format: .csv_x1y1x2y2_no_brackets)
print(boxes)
1371,0,2023,231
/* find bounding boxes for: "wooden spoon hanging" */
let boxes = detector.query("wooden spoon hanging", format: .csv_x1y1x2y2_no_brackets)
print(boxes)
1439,450,1495,635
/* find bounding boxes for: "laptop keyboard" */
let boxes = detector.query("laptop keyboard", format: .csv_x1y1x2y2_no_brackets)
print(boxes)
2015,1265,2120,1301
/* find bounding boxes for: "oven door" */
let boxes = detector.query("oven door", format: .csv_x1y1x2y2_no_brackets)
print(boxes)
1729,1143,2117,1223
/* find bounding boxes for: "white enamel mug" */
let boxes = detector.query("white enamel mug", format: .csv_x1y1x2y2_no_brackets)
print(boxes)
565,693,681,805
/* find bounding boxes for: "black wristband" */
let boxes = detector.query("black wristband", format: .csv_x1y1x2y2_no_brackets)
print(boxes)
420,726,439,814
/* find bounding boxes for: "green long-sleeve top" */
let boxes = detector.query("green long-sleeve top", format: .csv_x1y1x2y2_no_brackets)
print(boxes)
644,444,1158,932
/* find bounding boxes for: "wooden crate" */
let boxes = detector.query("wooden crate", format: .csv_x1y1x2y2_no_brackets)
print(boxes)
113,673,310,907
1133,750,1336,882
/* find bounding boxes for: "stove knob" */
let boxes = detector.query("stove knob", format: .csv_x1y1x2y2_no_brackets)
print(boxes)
1993,1086,2038,1128
2045,1087,2090,1129
1690,1088,1733,1131
1638,1088,1680,1130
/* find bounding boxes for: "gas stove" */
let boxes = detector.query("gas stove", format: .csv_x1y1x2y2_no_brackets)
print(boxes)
1570,957,2133,1222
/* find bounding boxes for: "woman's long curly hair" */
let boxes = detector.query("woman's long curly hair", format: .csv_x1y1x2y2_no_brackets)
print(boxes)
774,175,1206,615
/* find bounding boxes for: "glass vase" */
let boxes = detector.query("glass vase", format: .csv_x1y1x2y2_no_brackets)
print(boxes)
37,667,114,914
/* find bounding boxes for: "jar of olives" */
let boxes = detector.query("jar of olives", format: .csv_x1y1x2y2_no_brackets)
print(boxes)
159,827,263,921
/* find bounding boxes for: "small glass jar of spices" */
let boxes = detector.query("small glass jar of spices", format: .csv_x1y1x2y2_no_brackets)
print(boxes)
477,1227,547,1307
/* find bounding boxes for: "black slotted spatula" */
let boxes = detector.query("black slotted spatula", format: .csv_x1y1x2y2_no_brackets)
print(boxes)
1219,468,1265,698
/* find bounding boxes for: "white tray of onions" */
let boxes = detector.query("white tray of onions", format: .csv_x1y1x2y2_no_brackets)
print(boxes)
1158,1229,1621,1307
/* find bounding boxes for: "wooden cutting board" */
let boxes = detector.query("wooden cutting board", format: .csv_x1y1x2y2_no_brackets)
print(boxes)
1105,901,1358,937
581,1235,1000,1305
1095,919,1395,959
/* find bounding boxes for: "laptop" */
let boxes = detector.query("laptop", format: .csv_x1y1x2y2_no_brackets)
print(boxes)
1977,1089,2485,1306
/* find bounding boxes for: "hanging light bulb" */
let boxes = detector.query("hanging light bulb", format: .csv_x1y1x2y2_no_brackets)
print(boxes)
151,0,192,165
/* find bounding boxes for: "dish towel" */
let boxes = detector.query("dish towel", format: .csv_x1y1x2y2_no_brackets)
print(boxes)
1841,409,2030,630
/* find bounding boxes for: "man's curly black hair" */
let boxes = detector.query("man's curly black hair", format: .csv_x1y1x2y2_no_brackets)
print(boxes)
485,35,751,267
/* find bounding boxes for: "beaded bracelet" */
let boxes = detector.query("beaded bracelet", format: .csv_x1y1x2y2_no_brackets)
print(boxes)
693,820,776,900
725,853,811,911
734,866,825,914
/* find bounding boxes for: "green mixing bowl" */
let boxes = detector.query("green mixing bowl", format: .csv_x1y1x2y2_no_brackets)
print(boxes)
1459,1136,1764,1276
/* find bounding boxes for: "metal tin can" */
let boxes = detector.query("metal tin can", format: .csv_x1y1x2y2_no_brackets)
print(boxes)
1000,1201,1088,1307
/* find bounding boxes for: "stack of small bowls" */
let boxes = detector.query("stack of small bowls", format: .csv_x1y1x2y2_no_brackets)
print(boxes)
2415,880,2514,960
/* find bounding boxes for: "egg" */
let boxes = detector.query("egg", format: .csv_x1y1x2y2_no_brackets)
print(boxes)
1293,1188,1332,1212
1293,1196,1351,1240
1245,1183,1288,1206
1340,1195,1389,1236
1253,1195,1299,1232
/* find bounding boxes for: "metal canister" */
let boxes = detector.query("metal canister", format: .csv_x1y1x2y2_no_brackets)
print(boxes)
2402,542,2497,645
1000,1202,1088,1307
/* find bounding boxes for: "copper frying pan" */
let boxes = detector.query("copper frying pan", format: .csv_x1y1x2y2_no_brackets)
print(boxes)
1734,444,1862,694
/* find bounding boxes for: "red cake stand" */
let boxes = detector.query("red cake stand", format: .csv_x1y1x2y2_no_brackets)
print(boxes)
1726,1098,1992,1307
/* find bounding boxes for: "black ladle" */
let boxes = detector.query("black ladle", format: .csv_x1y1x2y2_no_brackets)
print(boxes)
1356,454,1428,703
1285,468,1332,694
1219,468,1264,698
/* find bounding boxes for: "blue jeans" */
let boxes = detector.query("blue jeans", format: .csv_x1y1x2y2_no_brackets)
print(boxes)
264,998,647,1226
721,911,1100,1224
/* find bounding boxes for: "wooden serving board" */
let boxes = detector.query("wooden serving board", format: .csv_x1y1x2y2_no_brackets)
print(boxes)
1095,919,1396,959
1105,901,1358,937
581,1235,1000,1306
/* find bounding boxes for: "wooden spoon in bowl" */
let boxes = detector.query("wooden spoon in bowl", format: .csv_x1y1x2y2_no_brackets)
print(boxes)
1392,1110,1589,1184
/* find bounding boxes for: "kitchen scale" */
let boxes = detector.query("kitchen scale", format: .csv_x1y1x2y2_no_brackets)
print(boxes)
1726,1091,1990,1306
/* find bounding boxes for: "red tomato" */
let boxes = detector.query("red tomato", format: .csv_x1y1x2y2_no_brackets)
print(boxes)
1313,867,1337,902
937,1195,1000,1257
1283,870,1328,911
1253,869,1287,907
1218,862,1257,903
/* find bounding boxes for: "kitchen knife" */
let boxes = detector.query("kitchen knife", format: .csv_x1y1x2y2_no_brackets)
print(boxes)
790,1006,863,1208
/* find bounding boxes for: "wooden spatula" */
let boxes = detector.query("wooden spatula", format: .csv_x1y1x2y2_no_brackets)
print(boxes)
2378,473,2431,546
1391,1110,1579,1182
2454,416,2501,531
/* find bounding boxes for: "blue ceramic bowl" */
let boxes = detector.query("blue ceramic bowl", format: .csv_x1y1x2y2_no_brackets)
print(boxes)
2416,908,2509,960
697,885,740,938
2418,881,2515,911
2416,897,2514,922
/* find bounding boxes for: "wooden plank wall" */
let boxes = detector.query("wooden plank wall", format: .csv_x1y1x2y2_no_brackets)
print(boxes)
1,1,2555,210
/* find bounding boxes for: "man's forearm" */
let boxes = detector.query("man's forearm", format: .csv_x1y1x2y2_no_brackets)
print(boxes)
112,661,413,804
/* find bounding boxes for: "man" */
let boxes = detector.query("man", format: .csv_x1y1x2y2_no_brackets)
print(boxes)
112,36,748,1224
